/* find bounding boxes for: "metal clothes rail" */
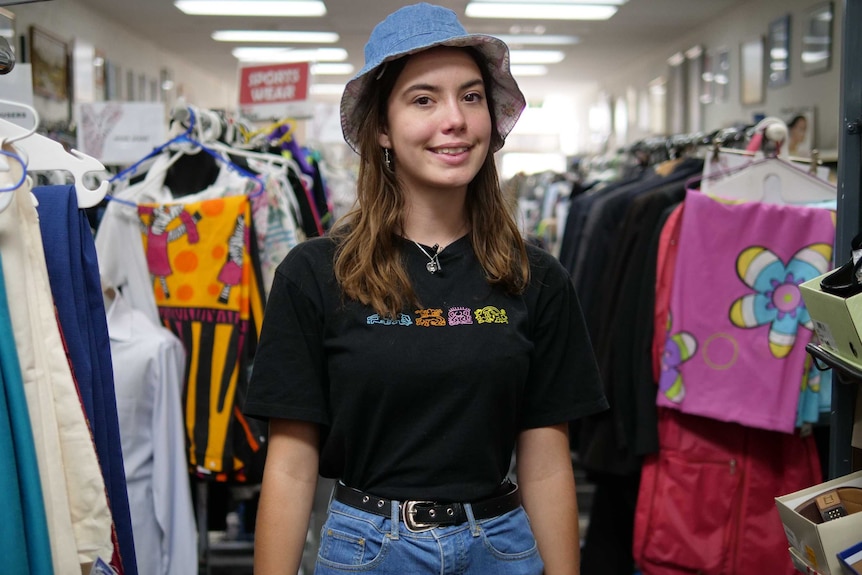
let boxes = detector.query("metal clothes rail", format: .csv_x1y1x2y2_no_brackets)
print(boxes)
829,0,862,478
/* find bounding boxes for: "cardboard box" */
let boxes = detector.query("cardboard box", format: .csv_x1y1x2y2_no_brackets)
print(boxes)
800,275,862,370
776,471,862,575
790,546,827,574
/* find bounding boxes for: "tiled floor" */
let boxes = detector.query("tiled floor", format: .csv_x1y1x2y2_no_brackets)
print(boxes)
200,538,253,575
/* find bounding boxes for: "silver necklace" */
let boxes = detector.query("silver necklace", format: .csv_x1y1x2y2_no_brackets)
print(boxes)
405,223,468,274
412,240,443,273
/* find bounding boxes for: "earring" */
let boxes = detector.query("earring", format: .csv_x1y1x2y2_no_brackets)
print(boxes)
384,148,392,170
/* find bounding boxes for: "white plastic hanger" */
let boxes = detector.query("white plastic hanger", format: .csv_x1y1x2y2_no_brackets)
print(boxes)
0,99,110,208
208,139,303,179
702,118,836,205
704,154,836,204
188,104,314,195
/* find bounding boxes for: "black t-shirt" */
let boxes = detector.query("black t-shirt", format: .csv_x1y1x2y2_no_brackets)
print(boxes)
244,234,607,502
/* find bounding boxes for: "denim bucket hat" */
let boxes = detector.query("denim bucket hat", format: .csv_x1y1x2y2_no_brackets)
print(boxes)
340,2,526,153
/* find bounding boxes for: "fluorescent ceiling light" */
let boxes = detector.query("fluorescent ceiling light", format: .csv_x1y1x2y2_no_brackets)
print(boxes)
212,30,338,43
648,77,666,95
495,34,579,46
509,65,549,76
471,0,625,4
232,47,347,62
175,1,326,17
310,83,346,96
510,50,565,64
685,45,702,59
311,63,354,75
802,51,828,64
466,2,618,20
666,51,685,66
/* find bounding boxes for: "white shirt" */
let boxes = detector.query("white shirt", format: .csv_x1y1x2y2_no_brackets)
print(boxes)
95,154,170,326
107,291,198,575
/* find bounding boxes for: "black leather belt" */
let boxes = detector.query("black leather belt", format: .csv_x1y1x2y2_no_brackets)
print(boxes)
333,481,521,532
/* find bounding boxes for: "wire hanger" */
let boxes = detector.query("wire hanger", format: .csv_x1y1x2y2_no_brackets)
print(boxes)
0,99,110,208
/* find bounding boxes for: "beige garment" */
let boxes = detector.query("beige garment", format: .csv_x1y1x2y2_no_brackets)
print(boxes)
0,150,115,571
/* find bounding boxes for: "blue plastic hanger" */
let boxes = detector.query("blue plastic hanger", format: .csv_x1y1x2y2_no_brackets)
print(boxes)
107,107,266,206
0,148,27,212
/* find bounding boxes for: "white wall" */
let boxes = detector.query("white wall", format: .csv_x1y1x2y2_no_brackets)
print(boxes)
597,0,843,153
7,0,235,119
4,0,845,157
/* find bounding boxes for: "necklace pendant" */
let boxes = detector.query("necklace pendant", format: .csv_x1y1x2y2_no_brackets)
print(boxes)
426,261,438,273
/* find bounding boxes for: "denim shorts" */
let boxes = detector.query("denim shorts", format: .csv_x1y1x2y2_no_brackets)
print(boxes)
313,497,544,575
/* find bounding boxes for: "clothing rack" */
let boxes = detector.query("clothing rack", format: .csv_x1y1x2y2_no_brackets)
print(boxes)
711,144,825,172
634,128,750,152
113,101,325,574
825,0,862,478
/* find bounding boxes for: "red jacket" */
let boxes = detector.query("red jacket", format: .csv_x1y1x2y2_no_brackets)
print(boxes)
633,408,822,574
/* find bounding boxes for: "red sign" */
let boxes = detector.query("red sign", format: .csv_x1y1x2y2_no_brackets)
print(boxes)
238,62,310,106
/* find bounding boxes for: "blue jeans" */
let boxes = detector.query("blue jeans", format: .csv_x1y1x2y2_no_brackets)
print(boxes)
313,498,544,574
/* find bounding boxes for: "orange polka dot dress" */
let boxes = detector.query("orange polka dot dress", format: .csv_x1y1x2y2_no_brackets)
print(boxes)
138,196,265,481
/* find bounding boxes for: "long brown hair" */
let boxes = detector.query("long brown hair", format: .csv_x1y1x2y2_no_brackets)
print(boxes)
332,47,529,318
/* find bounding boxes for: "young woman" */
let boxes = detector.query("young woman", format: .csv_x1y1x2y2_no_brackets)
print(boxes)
245,4,607,574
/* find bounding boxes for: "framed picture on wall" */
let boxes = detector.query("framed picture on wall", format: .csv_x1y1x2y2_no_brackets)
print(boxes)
768,14,791,88
667,52,686,135
0,8,14,48
159,67,174,106
126,69,134,101
740,37,764,105
648,76,667,134
93,48,106,101
700,49,714,104
780,105,815,157
105,61,119,100
29,25,69,100
713,47,730,103
137,73,147,102
686,45,703,131
802,1,833,75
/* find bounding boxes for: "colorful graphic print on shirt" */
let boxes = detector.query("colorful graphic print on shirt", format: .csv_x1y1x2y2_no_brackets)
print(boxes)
366,306,509,327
